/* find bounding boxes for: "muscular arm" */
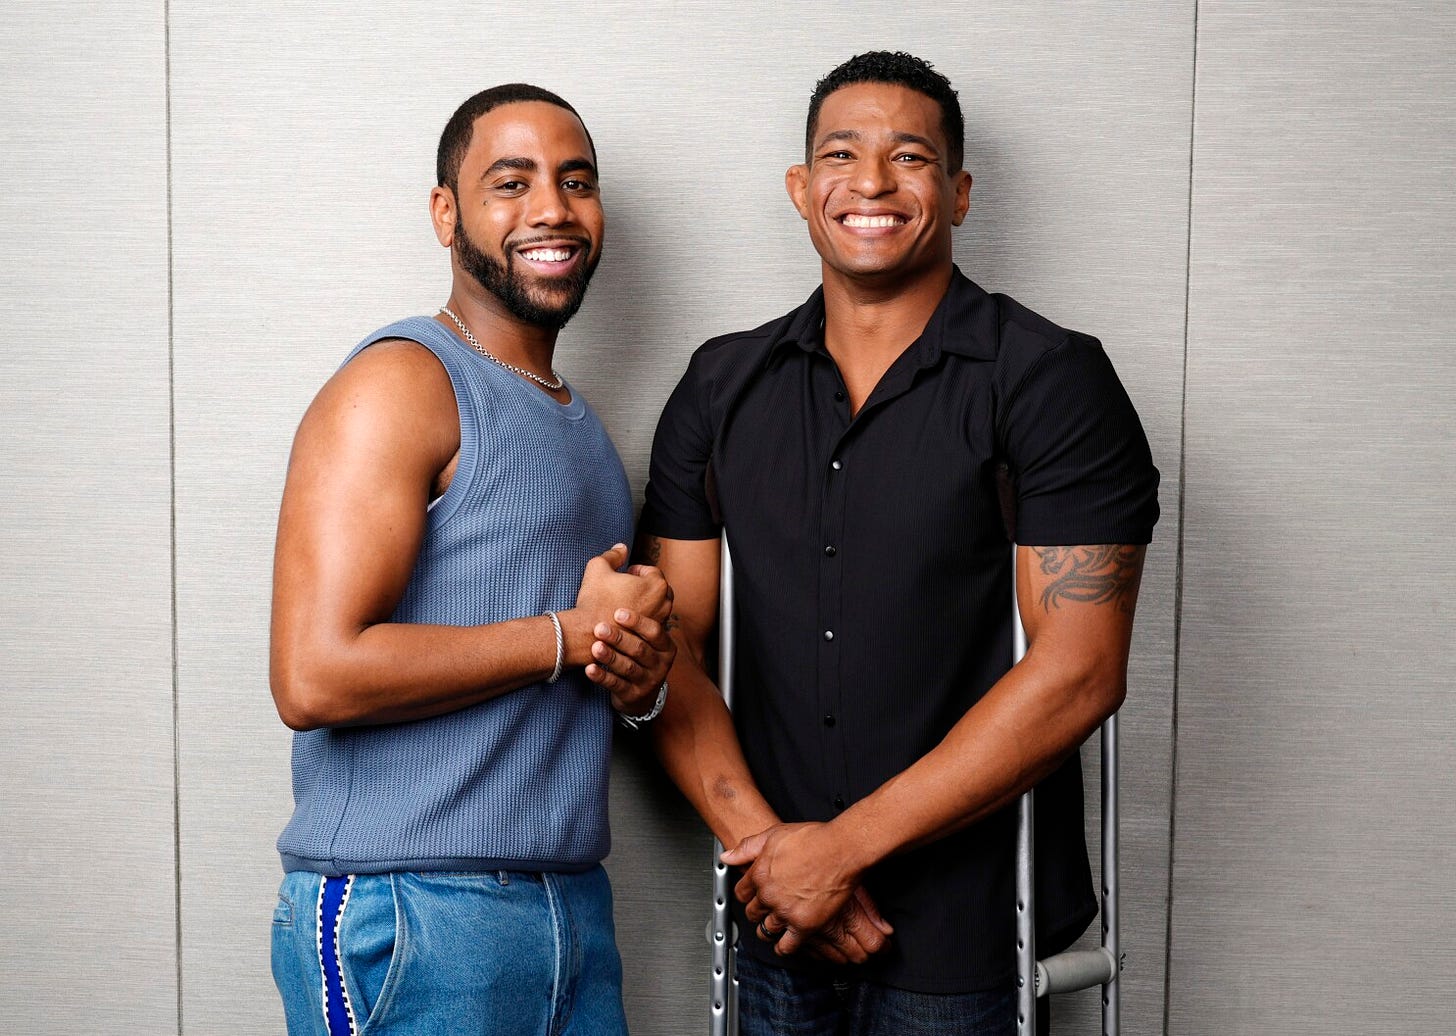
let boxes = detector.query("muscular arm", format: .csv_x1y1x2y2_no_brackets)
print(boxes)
637,535,779,847
269,340,665,730
727,543,1145,955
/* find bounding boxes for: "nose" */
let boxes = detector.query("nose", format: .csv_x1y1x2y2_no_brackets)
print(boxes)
526,183,572,227
849,156,895,198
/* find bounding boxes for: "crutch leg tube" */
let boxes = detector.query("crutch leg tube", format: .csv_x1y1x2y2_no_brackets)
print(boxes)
708,535,737,1036
1013,543,1122,1036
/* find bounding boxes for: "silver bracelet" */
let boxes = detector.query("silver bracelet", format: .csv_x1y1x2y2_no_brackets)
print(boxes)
618,680,669,730
544,611,565,683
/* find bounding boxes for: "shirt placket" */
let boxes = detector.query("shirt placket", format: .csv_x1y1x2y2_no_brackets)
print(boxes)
815,359,852,816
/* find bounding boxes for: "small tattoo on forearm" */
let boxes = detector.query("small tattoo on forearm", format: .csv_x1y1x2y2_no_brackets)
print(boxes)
1033,545,1144,614
642,536,663,565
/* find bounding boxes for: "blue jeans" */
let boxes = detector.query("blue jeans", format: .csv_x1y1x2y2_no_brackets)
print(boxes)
271,867,627,1036
735,948,1047,1036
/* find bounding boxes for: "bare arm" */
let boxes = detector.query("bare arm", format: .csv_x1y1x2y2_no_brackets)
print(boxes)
639,533,892,962
269,340,667,730
637,534,780,846
726,543,1145,956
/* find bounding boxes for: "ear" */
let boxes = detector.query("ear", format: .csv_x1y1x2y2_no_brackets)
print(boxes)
785,163,810,220
950,170,972,227
429,185,457,247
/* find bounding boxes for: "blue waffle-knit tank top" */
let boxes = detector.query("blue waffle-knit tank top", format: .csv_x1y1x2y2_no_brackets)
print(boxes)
277,316,634,875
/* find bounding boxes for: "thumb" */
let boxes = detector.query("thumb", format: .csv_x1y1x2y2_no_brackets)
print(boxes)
720,830,770,866
592,543,628,571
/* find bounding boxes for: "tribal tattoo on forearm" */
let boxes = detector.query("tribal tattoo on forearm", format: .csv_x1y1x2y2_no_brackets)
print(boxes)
1032,545,1144,615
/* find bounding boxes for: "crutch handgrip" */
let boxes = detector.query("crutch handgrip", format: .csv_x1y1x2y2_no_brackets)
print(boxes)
1034,947,1118,997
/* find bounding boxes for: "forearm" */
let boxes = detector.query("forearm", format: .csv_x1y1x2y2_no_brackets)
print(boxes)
649,639,778,846
271,607,598,730
831,651,1123,875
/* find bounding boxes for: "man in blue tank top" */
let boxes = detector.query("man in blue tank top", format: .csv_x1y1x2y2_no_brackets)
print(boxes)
268,85,674,1036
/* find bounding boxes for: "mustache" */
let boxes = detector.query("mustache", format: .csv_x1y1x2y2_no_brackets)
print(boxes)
507,235,593,254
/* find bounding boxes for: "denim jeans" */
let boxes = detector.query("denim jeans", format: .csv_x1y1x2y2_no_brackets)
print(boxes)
734,948,1048,1036
271,867,627,1036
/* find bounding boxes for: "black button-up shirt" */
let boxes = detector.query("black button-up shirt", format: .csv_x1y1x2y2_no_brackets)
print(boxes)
642,268,1159,992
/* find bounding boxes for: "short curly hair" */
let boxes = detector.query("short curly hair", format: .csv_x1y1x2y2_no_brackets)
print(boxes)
805,51,964,172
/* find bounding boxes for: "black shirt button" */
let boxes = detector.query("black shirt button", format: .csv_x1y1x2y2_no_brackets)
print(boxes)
833,795,846,810
834,390,846,402
823,713,836,727
823,545,836,557
830,459,843,471
823,629,835,641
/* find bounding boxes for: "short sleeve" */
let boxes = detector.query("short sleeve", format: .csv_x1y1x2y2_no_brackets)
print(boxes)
1000,332,1160,545
639,352,721,541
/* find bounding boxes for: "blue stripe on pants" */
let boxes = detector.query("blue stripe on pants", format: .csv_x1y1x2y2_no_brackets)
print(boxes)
318,876,355,1036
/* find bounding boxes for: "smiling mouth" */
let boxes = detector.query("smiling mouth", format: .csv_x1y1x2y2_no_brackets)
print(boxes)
838,213,907,229
511,240,589,274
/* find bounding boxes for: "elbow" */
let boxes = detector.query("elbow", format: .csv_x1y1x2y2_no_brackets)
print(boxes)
270,653,345,731
1080,662,1127,726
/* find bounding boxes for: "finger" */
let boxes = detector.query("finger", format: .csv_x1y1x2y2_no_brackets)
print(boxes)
807,936,849,966
820,923,867,965
734,874,754,907
775,927,805,957
596,625,651,664
613,610,668,648
853,886,894,936
596,543,629,567
721,832,769,866
584,663,628,695
624,564,661,579
835,901,887,957
590,640,643,681
742,894,769,925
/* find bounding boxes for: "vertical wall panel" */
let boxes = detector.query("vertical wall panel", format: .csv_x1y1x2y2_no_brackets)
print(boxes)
1173,2,1456,1031
0,3,175,1033
167,3,1190,1033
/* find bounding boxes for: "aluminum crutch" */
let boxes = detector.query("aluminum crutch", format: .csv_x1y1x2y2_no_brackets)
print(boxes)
1014,544,1121,1036
708,533,737,1036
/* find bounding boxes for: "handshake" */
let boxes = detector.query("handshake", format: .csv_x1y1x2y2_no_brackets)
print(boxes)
563,543,676,722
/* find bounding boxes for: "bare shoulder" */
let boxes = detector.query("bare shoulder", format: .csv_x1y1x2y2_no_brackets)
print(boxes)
292,337,459,476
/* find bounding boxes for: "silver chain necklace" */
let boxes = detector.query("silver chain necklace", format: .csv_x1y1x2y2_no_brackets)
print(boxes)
438,306,564,391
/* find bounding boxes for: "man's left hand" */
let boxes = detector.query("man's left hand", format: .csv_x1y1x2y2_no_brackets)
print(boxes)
585,602,675,718
722,821,878,957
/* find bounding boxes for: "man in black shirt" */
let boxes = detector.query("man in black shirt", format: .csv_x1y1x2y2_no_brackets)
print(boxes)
616,51,1159,1035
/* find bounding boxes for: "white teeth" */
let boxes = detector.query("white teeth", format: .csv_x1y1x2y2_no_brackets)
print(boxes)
841,213,905,228
520,247,573,262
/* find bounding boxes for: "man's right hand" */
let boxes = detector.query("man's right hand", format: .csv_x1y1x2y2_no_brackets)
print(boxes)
802,886,895,965
563,544,671,666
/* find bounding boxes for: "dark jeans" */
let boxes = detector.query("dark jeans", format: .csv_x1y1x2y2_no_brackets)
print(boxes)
735,949,1050,1036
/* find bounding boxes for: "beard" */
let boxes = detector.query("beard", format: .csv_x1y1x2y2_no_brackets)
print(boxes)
454,217,599,330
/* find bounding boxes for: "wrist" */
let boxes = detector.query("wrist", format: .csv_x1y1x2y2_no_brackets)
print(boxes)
617,679,668,729
557,608,596,668
823,805,887,879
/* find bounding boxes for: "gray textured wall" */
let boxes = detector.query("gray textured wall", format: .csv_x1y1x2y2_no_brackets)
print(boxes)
0,2,1450,1034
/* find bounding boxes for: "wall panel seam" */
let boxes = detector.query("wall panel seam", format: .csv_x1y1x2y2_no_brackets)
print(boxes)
165,0,182,1032
1163,2,1200,1033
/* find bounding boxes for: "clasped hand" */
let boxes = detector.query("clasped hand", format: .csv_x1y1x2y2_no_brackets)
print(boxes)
574,544,676,718
721,821,893,964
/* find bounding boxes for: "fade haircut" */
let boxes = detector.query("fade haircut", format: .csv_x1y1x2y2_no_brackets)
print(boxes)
436,84,595,194
805,51,965,172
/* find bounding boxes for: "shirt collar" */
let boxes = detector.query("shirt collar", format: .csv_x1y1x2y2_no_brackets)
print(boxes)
764,266,998,367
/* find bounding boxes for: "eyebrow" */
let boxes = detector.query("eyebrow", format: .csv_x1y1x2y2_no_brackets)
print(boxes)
814,129,941,155
481,156,598,180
